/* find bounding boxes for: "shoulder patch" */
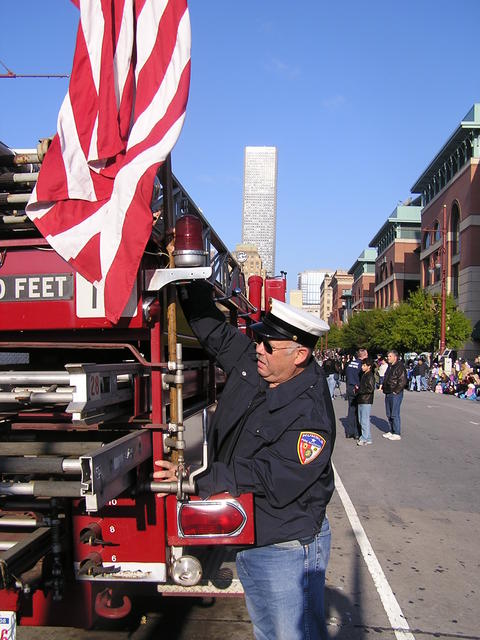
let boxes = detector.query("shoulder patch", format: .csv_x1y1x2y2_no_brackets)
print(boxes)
297,431,326,465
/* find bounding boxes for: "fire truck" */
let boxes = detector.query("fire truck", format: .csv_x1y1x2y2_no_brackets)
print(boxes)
0,139,287,633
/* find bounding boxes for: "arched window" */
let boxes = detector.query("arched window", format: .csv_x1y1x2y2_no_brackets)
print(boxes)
451,202,460,256
423,231,431,249
434,220,441,243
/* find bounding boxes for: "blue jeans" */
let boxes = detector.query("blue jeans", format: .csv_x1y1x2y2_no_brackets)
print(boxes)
326,374,336,399
236,516,331,640
357,403,372,442
384,391,403,435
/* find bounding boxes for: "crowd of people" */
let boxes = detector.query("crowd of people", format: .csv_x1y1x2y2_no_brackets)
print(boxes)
317,351,480,402
315,348,480,449
319,348,408,444
405,355,480,400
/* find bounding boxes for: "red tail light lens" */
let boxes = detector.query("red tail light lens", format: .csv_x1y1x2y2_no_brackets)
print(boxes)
178,500,246,537
175,214,204,251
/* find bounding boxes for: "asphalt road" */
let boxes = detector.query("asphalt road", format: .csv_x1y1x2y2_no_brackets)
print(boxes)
328,385,480,639
16,385,480,640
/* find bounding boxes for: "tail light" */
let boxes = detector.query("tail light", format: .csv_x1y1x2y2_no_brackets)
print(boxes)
173,214,207,267
166,493,255,546
179,500,246,537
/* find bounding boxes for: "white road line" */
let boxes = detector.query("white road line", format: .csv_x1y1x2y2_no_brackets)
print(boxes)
332,463,416,640
470,421,479,425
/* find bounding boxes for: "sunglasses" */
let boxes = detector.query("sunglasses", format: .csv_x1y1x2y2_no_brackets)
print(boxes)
254,336,300,355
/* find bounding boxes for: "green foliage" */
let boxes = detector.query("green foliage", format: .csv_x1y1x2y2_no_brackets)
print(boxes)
340,311,371,351
327,290,471,353
316,323,342,349
442,294,471,349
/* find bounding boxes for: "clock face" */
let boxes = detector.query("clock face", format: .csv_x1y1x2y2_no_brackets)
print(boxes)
237,251,248,263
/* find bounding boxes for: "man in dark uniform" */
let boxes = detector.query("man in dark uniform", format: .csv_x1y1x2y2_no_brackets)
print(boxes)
155,281,336,640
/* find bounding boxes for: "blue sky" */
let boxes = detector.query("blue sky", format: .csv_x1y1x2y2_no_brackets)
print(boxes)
1,1,479,295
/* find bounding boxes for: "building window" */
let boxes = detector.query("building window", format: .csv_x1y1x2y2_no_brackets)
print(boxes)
451,202,460,256
423,231,431,250
451,263,459,299
434,220,441,243
423,260,429,287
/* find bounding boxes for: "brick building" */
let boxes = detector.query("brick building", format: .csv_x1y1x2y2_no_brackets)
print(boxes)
411,104,480,359
329,270,353,326
348,248,377,311
369,203,422,308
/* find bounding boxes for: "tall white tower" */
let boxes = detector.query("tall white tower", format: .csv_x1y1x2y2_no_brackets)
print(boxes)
242,146,278,276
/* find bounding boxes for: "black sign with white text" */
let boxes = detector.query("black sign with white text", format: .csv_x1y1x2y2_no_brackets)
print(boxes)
0,273,74,302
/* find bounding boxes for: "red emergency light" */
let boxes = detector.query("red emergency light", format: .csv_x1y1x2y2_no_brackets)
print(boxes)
173,214,207,267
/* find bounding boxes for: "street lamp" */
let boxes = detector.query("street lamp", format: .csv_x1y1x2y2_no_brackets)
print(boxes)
425,204,447,353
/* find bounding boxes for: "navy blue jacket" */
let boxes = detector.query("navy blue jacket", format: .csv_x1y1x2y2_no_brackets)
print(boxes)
179,282,336,547
345,358,362,387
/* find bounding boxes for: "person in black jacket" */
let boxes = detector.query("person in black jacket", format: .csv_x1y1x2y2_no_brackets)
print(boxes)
355,358,375,446
154,281,335,640
322,355,338,399
382,349,407,441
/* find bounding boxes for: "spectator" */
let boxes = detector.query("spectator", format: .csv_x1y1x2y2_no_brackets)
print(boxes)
382,350,407,441
412,358,428,391
345,348,368,439
377,356,388,390
355,358,375,446
322,355,338,400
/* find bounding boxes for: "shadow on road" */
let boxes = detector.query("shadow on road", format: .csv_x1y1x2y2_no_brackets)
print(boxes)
325,530,368,640
122,543,370,639
370,414,390,433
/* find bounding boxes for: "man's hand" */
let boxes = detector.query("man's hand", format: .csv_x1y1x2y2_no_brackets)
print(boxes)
153,459,179,497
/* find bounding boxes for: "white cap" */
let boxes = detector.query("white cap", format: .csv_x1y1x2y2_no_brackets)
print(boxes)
250,298,329,348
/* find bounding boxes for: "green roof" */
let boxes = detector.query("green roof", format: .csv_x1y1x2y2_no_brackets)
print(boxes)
369,205,422,248
348,248,377,274
411,104,480,193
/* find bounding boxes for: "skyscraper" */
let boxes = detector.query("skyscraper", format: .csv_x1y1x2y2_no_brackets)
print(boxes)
242,146,278,276
297,270,333,318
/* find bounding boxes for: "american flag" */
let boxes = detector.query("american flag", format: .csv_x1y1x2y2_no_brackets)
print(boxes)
26,0,191,323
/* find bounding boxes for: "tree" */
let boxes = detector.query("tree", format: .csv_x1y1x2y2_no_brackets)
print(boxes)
441,294,471,350
325,289,471,355
388,289,435,353
317,323,342,350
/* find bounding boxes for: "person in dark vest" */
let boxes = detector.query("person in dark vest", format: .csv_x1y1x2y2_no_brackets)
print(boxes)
345,347,368,438
154,281,335,640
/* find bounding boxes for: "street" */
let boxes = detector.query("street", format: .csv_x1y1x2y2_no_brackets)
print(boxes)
327,385,480,639
17,386,480,639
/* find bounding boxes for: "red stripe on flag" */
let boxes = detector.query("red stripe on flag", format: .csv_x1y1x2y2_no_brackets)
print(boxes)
70,232,103,283
34,136,69,202
134,1,186,118
103,165,159,321
96,0,127,158
68,26,99,159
